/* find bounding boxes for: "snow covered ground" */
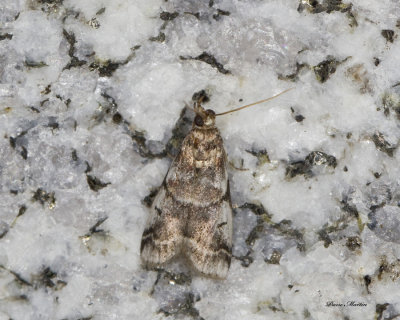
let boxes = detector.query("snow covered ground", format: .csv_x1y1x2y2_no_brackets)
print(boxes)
1,0,400,319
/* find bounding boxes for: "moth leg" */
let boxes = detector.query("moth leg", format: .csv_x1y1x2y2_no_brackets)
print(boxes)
140,188,183,268
185,201,232,279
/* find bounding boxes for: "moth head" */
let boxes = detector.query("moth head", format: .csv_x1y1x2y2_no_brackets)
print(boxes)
194,104,216,128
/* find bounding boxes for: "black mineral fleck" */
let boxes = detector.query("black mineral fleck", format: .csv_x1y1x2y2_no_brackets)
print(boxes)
382,91,400,120
239,203,305,253
278,62,308,82
245,222,264,246
0,33,13,40
297,0,324,13
5,268,32,287
149,32,166,42
246,149,270,166
39,0,63,4
364,275,371,293
381,29,395,43
142,188,159,207
20,146,28,159
150,270,202,319
158,292,202,319
240,202,270,217
89,46,140,77
64,57,86,70
41,84,51,95
96,7,105,15
313,56,342,83
24,60,48,68
47,118,59,131
346,236,361,251
165,106,193,158
272,220,306,252
375,303,390,320
307,151,337,167
297,0,357,26
213,9,230,21
17,205,27,218
286,160,309,178
341,199,359,218
32,266,67,291
89,60,120,77
325,0,352,13
63,29,76,57
36,267,57,288
160,11,179,21
32,188,56,207
162,270,192,285
180,52,231,74
195,52,230,74
89,217,108,234
71,149,78,161
126,128,166,159
86,175,111,192
234,252,254,267
0,222,9,239
317,229,332,248
265,250,282,264
372,132,396,157
30,106,40,113
63,29,86,70
286,151,337,178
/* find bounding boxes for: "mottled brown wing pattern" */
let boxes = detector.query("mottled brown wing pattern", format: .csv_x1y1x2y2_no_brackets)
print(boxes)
140,90,293,278
184,193,232,279
140,124,233,279
140,186,183,267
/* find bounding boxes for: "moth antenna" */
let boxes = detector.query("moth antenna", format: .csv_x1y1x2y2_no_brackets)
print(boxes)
194,95,207,114
215,88,293,116
184,101,196,113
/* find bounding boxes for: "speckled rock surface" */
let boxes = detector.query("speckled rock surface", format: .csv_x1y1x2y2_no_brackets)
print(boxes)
1,0,400,319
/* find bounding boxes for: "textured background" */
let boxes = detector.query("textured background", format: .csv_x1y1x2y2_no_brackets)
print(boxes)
1,0,400,319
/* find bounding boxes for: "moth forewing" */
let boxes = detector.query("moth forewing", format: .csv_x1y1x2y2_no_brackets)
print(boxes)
140,186,184,267
185,197,233,279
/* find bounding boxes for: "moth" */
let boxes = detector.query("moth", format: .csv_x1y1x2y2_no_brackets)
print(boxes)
140,89,292,279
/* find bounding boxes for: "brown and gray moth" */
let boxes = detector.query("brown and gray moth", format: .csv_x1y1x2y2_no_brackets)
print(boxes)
140,89,292,279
